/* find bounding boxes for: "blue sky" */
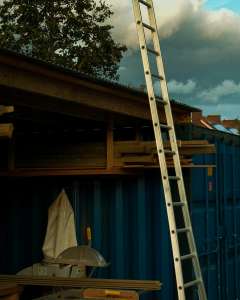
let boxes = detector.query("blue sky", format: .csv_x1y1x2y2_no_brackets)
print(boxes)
109,0,240,119
205,0,240,12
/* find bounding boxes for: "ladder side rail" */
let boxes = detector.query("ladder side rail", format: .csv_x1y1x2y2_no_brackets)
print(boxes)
132,1,186,299
146,2,187,203
146,2,207,299
132,1,207,299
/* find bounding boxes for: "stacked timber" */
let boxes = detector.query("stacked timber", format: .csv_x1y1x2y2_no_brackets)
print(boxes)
12,139,215,169
0,276,161,291
114,140,215,167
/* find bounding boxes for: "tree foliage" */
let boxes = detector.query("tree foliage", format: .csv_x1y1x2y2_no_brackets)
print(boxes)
0,0,127,80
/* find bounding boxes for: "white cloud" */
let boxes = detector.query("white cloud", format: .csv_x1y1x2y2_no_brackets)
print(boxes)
168,79,197,94
198,80,240,103
105,0,137,47
107,0,203,47
96,1,240,118
153,79,196,97
114,1,240,115
198,8,240,42
107,0,240,48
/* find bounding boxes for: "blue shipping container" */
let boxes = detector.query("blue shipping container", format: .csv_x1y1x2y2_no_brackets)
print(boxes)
0,125,240,300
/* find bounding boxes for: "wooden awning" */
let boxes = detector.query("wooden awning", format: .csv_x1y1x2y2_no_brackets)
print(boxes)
0,49,198,124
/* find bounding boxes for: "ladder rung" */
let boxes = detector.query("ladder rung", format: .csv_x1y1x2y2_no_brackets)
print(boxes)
147,47,159,56
152,73,164,80
155,97,168,105
172,202,185,207
181,253,196,261
142,22,156,32
138,0,151,8
159,124,172,130
164,149,176,155
176,227,190,233
168,176,180,180
184,279,201,289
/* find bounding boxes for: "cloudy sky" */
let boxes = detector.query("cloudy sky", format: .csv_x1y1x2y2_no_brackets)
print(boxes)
106,0,240,119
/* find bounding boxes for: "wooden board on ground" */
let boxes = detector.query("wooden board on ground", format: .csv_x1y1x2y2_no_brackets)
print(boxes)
83,289,138,300
0,276,162,291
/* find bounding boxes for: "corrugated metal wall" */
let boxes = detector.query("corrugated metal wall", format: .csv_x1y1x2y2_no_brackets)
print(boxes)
0,174,175,299
1,127,240,300
190,131,240,300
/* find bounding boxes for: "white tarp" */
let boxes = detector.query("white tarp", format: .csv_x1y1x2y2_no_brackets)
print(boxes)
42,189,78,259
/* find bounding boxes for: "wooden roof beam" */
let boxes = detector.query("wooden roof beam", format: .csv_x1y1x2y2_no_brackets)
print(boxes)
0,51,192,123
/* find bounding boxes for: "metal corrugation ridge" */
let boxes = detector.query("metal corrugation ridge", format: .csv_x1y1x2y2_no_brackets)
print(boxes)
0,48,200,113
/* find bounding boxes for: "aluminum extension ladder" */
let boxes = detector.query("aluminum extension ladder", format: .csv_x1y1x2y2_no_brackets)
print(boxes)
132,1,207,299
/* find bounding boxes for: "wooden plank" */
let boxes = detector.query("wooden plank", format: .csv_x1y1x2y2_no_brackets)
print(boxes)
0,162,216,177
0,276,162,291
121,154,156,164
115,140,216,155
0,124,14,139
123,165,216,169
83,289,138,300
177,140,209,146
0,106,14,116
0,168,140,177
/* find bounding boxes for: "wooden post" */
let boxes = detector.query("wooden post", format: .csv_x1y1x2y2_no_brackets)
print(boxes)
106,117,114,169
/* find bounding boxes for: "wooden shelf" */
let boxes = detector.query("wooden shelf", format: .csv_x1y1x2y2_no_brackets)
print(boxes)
124,165,216,169
0,163,216,177
0,167,141,177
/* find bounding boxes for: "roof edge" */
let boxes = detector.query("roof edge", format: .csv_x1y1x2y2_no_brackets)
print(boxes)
0,48,201,113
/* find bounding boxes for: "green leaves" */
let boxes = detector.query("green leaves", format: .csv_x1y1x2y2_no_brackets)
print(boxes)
0,0,127,80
